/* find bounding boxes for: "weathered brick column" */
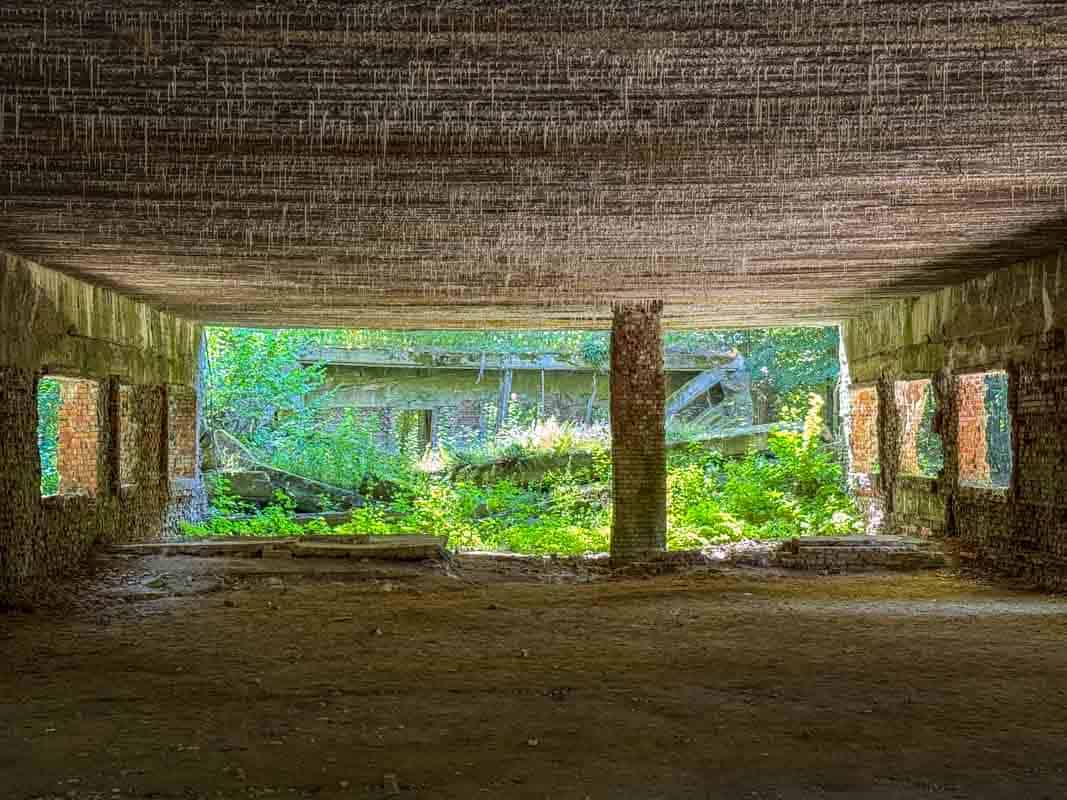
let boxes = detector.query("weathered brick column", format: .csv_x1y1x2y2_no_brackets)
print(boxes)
610,301,667,560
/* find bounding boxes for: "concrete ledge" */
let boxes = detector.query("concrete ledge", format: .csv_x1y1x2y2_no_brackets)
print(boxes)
774,535,946,572
103,535,447,561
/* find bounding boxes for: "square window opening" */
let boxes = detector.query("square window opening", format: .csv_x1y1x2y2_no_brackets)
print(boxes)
38,375,101,497
957,371,1012,489
896,378,943,479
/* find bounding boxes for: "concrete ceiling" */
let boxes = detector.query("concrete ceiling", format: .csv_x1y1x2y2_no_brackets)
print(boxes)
0,2,1066,329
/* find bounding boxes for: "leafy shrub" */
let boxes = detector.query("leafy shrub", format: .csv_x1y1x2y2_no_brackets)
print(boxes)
180,489,331,538
37,377,61,495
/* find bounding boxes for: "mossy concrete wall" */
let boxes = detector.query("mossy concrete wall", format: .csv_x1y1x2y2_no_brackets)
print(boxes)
0,252,206,601
843,249,1067,588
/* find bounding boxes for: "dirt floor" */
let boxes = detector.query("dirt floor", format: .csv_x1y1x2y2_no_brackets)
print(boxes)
3,552,1067,800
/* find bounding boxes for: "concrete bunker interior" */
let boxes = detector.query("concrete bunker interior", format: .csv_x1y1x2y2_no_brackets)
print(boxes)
3,2,1067,797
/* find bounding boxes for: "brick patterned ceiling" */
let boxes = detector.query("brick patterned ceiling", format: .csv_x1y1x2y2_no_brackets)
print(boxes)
0,2,1066,328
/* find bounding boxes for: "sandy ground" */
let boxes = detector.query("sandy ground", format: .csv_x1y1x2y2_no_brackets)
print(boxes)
2,552,1067,800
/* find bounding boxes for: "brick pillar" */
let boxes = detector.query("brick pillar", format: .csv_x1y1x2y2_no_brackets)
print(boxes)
956,374,990,483
610,302,667,560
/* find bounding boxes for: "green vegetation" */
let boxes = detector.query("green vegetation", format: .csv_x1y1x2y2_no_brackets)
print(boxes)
179,325,861,550
984,372,1013,487
202,325,842,486
204,328,409,491
916,386,945,478
182,386,863,550
31,326,860,547
37,377,61,495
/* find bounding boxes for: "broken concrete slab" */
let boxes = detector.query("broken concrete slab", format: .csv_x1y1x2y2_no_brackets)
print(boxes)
103,535,447,562
774,535,946,571
290,540,445,561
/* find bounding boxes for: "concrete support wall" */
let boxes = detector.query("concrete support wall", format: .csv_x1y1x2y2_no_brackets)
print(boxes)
0,252,206,600
609,302,667,560
842,248,1067,589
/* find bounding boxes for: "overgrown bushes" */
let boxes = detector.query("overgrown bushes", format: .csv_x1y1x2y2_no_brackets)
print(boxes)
37,377,60,495
185,326,860,551
182,398,863,552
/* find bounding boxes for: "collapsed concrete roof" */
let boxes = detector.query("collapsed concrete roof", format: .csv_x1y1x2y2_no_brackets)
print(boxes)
0,3,1065,329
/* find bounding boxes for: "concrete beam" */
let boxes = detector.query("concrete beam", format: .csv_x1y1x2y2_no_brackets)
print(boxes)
299,345,738,373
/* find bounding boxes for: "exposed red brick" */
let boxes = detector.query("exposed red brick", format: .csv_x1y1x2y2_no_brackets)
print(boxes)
57,378,101,496
956,374,991,484
849,386,879,478
167,386,198,479
895,379,930,477
610,302,667,561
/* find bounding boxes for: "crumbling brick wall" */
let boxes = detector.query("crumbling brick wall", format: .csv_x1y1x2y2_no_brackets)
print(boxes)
168,386,199,479
847,385,884,532
610,302,667,560
956,373,990,484
848,386,879,479
0,252,206,602
57,379,102,496
895,379,930,476
842,248,1067,589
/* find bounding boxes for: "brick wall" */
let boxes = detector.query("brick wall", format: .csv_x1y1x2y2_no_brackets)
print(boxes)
842,248,1067,589
956,374,990,484
848,386,879,479
895,379,931,476
609,302,667,560
56,379,101,496
168,386,198,478
0,252,205,603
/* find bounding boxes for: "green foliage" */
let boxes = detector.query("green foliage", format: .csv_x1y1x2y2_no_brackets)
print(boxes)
180,488,332,538
204,474,252,516
666,326,840,424
195,327,855,554
666,399,861,547
182,430,858,554
984,372,1013,487
916,388,945,478
334,398,859,555
205,327,411,491
37,377,61,495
